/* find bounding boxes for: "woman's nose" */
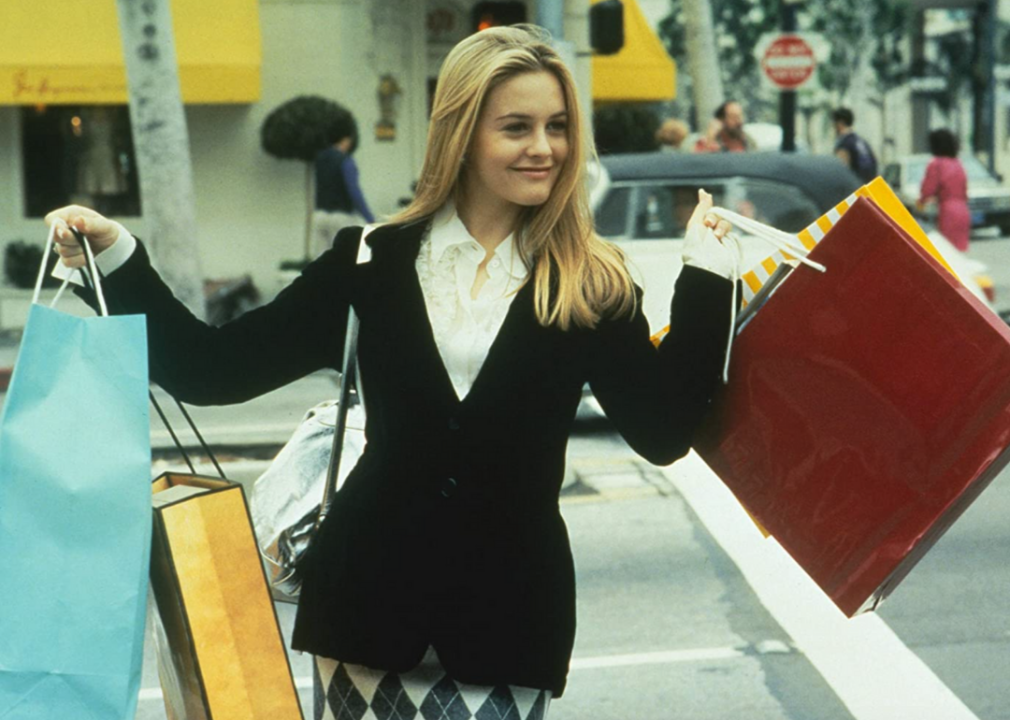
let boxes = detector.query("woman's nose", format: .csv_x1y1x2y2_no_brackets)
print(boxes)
527,128,551,157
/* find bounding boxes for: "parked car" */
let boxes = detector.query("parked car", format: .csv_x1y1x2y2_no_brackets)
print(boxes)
589,151,995,334
881,154,1010,235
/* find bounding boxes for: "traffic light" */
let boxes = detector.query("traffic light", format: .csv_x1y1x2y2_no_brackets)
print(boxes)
471,1,527,32
590,0,624,55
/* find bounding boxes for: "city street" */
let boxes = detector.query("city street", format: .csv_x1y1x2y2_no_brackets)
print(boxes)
6,0,1010,718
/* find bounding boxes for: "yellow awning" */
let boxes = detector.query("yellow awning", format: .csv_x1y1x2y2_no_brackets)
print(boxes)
1,0,260,105
591,0,676,103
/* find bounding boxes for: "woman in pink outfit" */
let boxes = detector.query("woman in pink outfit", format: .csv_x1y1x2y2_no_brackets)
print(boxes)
918,129,971,251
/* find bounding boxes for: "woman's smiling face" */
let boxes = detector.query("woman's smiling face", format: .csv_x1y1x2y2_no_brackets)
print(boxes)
463,70,570,215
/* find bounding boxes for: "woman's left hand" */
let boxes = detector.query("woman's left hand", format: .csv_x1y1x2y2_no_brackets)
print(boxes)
681,189,739,280
686,189,733,240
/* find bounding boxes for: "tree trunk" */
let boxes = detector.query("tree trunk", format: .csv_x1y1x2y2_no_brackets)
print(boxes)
116,0,205,319
681,0,724,129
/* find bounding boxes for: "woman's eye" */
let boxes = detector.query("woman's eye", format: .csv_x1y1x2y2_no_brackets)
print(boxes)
548,121,568,134
504,123,529,134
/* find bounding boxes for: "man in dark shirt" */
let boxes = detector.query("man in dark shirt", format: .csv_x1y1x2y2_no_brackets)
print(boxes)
832,107,878,183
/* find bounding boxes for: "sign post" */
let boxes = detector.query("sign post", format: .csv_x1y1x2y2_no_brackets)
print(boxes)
755,28,824,152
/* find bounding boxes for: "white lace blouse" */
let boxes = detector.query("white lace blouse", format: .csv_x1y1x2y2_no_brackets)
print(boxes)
415,205,528,400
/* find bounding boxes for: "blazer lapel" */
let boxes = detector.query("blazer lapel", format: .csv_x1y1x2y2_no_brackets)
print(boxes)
369,220,461,409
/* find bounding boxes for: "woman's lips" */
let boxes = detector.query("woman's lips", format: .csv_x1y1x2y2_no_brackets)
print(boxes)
514,167,552,180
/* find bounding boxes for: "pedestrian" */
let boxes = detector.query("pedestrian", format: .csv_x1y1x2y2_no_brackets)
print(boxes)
655,117,688,153
694,100,755,153
918,128,971,252
312,109,375,257
831,107,878,183
45,24,738,719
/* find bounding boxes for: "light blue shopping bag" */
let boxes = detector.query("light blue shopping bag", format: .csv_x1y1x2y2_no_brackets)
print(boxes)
0,229,151,719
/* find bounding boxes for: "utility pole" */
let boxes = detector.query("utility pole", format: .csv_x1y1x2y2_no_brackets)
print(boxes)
981,0,997,173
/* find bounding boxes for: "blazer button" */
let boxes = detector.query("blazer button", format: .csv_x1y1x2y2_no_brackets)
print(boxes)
448,416,460,431
441,477,458,498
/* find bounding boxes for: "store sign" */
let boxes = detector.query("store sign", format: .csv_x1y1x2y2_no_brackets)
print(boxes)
8,69,127,105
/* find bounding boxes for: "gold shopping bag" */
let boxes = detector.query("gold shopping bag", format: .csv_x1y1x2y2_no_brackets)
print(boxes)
150,472,304,720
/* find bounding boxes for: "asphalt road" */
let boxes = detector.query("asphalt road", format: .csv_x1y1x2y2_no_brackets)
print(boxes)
133,430,859,720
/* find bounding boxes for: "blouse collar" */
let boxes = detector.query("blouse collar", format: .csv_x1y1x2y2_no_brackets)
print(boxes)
429,204,527,281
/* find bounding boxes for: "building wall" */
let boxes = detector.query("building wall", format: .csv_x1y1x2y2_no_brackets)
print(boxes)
0,0,429,298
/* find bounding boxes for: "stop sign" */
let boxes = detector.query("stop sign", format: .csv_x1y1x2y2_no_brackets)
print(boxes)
761,35,816,90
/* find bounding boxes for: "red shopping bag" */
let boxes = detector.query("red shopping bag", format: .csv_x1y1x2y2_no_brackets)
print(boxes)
694,197,1010,617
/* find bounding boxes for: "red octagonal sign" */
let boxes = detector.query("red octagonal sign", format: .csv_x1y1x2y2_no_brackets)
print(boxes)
761,35,816,90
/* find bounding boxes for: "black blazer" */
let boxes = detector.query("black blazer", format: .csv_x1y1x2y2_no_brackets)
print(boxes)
87,219,733,696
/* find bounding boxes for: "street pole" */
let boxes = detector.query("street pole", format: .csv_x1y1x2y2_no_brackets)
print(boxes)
984,0,997,174
779,0,802,153
537,0,565,39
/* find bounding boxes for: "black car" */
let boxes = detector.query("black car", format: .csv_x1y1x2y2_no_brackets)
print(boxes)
592,151,863,240
589,152,863,330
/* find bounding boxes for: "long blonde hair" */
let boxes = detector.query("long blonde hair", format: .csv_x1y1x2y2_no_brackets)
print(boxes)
390,25,636,330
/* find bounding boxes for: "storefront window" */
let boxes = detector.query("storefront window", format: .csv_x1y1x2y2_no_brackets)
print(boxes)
22,105,141,218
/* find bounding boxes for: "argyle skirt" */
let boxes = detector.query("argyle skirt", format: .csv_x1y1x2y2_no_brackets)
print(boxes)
313,646,552,720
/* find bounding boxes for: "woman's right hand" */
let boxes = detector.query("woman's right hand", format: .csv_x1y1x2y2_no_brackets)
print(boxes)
43,205,120,269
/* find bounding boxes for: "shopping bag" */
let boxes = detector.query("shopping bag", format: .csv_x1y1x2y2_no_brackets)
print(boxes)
251,397,366,603
150,472,304,720
693,197,1010,617
0,231,151,718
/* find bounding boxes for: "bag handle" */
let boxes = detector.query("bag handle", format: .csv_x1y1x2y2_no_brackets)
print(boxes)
316,224,375,531
36,225,109,316
707,206,827,271
703,207,827,383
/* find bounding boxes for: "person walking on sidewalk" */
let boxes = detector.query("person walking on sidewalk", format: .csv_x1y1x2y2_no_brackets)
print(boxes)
918,128,971,252
46,24,737,720
312,110,375,258
831,107,878,183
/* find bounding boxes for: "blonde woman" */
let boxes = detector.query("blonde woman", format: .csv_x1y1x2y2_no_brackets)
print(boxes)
47,24,737,720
